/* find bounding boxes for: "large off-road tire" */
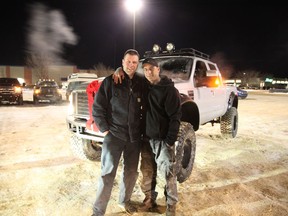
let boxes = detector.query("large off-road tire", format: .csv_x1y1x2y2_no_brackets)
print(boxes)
175,121,196,183
70,133,102,161
220,107,238,138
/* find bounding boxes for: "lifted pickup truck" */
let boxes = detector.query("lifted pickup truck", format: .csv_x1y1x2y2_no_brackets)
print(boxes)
66,43,239,183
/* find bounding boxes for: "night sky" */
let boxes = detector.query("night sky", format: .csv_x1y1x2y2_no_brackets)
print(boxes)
1,0,287,78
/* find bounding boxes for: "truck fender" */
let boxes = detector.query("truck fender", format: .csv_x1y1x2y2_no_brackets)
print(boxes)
180,94,200,131
228,92,238,110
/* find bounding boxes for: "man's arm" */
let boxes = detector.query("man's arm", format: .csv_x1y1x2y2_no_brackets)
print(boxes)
112,67,125,84
92,77,111,133
164,88,182,145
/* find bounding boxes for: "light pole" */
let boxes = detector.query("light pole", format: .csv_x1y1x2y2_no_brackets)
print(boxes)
125,0,142,49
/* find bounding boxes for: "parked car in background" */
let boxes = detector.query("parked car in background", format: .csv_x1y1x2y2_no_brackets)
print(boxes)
22,84,35,102
0,77,23,105
33,80,62,104
237,87,248,99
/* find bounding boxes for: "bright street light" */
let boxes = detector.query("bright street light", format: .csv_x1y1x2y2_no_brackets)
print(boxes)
124,0,142,49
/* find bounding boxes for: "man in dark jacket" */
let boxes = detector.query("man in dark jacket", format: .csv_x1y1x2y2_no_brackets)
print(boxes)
91,49,145,216
142,57,181,216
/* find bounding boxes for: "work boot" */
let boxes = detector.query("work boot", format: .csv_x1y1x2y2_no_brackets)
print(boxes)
140,197,158,211
119,201,137,215
166,204,176,216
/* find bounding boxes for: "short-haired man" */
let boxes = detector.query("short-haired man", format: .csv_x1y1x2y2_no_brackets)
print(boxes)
91,49,144,216
142,57,181,216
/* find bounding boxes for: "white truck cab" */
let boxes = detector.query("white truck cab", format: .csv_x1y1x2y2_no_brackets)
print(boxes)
139,43,239,136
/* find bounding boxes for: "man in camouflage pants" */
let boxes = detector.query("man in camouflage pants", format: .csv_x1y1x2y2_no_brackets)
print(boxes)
141,58,181,216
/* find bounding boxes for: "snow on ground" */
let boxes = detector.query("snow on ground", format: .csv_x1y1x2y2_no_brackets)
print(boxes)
0,91,288,216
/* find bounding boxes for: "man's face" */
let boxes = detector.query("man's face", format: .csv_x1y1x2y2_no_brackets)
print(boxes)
122,54,139,78
143,63,160,84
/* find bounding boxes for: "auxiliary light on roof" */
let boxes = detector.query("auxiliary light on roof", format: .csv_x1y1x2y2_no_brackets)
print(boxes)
152,43,175,54
166,43,175,52
152,44,161,53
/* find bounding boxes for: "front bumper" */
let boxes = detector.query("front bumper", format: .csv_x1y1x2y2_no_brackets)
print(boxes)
34,94,62,102
0,94,22,104
66,115,104,143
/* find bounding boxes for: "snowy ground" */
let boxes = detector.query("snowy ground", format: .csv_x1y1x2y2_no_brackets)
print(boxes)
0,91,287,216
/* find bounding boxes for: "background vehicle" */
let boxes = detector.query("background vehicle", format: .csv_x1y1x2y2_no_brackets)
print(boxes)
33,80,62,104
60,82,68,100
237,87,248,99
66,43,239,183
0,77,23,105
22,84,35,102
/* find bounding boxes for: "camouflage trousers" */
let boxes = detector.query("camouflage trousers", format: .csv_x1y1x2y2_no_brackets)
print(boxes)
140,141,158,201
140,139,178,205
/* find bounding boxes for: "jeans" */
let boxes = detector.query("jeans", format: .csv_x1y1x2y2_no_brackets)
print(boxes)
92,133,141,215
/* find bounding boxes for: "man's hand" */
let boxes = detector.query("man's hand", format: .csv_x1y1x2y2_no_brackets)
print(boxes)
103,131,109,136
112,67,125,84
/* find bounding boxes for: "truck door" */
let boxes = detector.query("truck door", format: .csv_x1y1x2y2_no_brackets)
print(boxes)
192,60,217,124
207,63,226,117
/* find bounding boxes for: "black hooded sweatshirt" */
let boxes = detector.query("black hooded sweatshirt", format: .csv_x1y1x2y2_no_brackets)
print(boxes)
146,75,181,145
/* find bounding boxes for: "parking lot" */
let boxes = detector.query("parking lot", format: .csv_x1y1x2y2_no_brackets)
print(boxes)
0,91,287,216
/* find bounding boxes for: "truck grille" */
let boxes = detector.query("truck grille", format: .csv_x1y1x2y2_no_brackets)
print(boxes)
72,91,89,118
40,87,57,94
0,87,14,94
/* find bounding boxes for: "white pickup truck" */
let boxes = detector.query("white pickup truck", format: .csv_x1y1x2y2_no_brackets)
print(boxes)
65,73,98,100
66,43,239,183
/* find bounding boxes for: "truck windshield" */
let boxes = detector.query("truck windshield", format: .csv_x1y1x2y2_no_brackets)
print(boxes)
67,81,85,91
0,78,20,86
138,57,193,82
37,81,58,87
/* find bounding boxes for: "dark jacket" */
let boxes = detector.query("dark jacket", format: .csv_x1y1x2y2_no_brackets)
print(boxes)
92,72,146,142
146,75,181,145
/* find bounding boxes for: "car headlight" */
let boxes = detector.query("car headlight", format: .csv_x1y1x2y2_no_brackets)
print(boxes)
67,95,74,115
14,86,22,94
34,89,40,94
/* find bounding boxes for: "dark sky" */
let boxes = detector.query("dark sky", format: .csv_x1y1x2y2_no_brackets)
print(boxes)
1,0,287,78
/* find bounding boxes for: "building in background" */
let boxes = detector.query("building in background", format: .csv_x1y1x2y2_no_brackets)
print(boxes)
0,65,83,85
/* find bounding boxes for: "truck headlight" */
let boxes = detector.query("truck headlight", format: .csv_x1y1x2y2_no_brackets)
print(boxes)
14,86,22,94
34,89,40,94
67,96,74,115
